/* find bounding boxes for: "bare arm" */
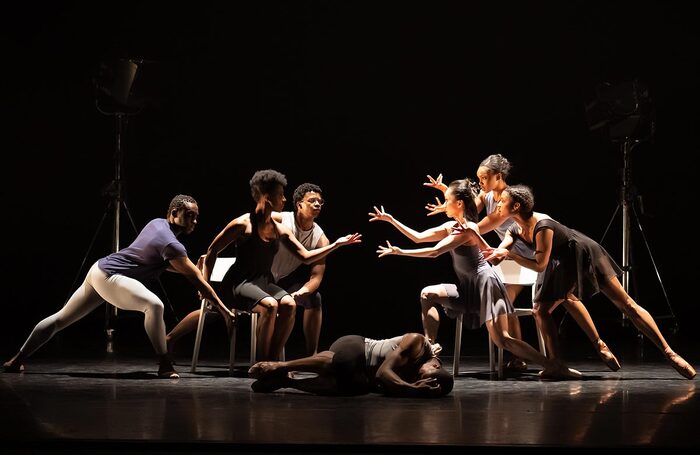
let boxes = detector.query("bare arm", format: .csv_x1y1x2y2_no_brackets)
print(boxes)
168,256,234,318
278,222,361,265
376,334,440,398
202,215,249,281
477,210,510,236
486,228,553,273
291,234,329,297
377,222,473,258
369,206,449,243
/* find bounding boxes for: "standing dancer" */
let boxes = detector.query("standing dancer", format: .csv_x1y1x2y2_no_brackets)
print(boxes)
3,194,232,378
485,185,695,379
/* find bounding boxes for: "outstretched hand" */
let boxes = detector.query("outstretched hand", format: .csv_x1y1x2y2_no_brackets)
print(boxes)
423,173,447,193
336,233,362,247
376,240,400,258
482,246,509,263
425,197,446,217
411,377,442,397
368,205,392,223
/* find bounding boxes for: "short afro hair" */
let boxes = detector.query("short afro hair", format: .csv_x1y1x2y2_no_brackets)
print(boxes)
249,169,287,201
167,194,197,217
293,183,323,210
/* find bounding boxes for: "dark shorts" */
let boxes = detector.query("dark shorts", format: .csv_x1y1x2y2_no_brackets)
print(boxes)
276,266,322,310
329,335,371,396
219,275,289,312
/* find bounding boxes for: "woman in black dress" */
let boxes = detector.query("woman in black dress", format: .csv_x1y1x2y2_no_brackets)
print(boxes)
484,185,695,379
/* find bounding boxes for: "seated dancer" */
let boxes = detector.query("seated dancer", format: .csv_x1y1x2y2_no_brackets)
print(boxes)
370,178,580,379
484,184,696,379
166,170,361,361
249,332,453,398
424,154,620,372
3,194,232,379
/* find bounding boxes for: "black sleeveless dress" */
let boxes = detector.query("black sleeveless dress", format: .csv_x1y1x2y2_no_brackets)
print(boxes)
508,218,622,302
220,213,288,311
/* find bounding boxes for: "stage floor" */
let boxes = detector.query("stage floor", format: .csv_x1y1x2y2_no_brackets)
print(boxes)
1,349,698,454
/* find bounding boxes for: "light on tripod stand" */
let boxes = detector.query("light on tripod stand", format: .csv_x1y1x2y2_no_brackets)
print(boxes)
585,79,677,336
89,58,146,353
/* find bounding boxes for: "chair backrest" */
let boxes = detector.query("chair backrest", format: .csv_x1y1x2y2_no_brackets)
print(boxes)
197,255,236,283
493,260,537,285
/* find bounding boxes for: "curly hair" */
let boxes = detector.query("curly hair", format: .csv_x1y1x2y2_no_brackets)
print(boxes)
448,178,479,222
167,194,197,217
479,154,512,179
293,183,323,211
249,169,287,201
504,184,534,218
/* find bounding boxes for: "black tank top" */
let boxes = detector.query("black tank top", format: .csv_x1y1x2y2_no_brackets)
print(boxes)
223,213,280,284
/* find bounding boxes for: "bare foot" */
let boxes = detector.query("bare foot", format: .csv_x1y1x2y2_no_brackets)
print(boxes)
248,361,280,379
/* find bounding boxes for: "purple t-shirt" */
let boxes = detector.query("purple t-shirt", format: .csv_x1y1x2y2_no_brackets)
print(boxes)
98,218,188,282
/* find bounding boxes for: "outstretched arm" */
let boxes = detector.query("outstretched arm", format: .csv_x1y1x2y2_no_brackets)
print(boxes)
377,222,472,258
168,256,235,318
291,234,329,297
278,222,361,265
376,334,441,398
369,206,449,243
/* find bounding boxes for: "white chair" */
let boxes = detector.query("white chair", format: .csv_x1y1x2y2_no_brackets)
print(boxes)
190,256,258,374
453,260,546,378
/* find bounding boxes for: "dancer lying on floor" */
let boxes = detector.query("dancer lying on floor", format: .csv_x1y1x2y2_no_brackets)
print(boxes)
249,333,453,398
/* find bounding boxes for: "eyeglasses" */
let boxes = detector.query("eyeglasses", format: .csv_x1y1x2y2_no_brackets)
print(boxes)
303,198,325,206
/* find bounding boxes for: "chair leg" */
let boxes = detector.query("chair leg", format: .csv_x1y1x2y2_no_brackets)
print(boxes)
250,313,258,365
497,347,504,379
228,314,238,375
453,314,463,376
488,333,496,372
191,299,208,373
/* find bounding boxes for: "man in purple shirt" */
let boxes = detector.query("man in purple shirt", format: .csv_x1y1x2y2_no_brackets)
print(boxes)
3,195,232,379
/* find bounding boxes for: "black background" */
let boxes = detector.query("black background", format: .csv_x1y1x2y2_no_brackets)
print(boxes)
2,1,699,359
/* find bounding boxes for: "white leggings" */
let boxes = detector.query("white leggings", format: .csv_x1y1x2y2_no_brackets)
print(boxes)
20,262,167,356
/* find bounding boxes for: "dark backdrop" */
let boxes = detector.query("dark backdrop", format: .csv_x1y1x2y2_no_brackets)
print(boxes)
3,1,699,359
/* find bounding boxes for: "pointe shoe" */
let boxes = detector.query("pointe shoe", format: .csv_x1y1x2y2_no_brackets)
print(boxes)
595,339,621,372
665,350,696,380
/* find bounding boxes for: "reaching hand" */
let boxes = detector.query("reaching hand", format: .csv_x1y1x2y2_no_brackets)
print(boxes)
423,174,447,193
450,221,470,234
425,197,447,216
368,205,392,223
336,233,362,247
412,377,441,397
377,240,400,258
482,247,509,263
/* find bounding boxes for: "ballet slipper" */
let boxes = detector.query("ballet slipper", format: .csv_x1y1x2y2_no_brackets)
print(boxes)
2,360,24,373
157,363,179,379
540,363,583,380
505,358,527,372
665,350,696,380
595,339,621,372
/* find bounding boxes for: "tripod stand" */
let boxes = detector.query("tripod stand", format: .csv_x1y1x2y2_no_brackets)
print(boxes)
599,136,677,334
66,111,140,353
